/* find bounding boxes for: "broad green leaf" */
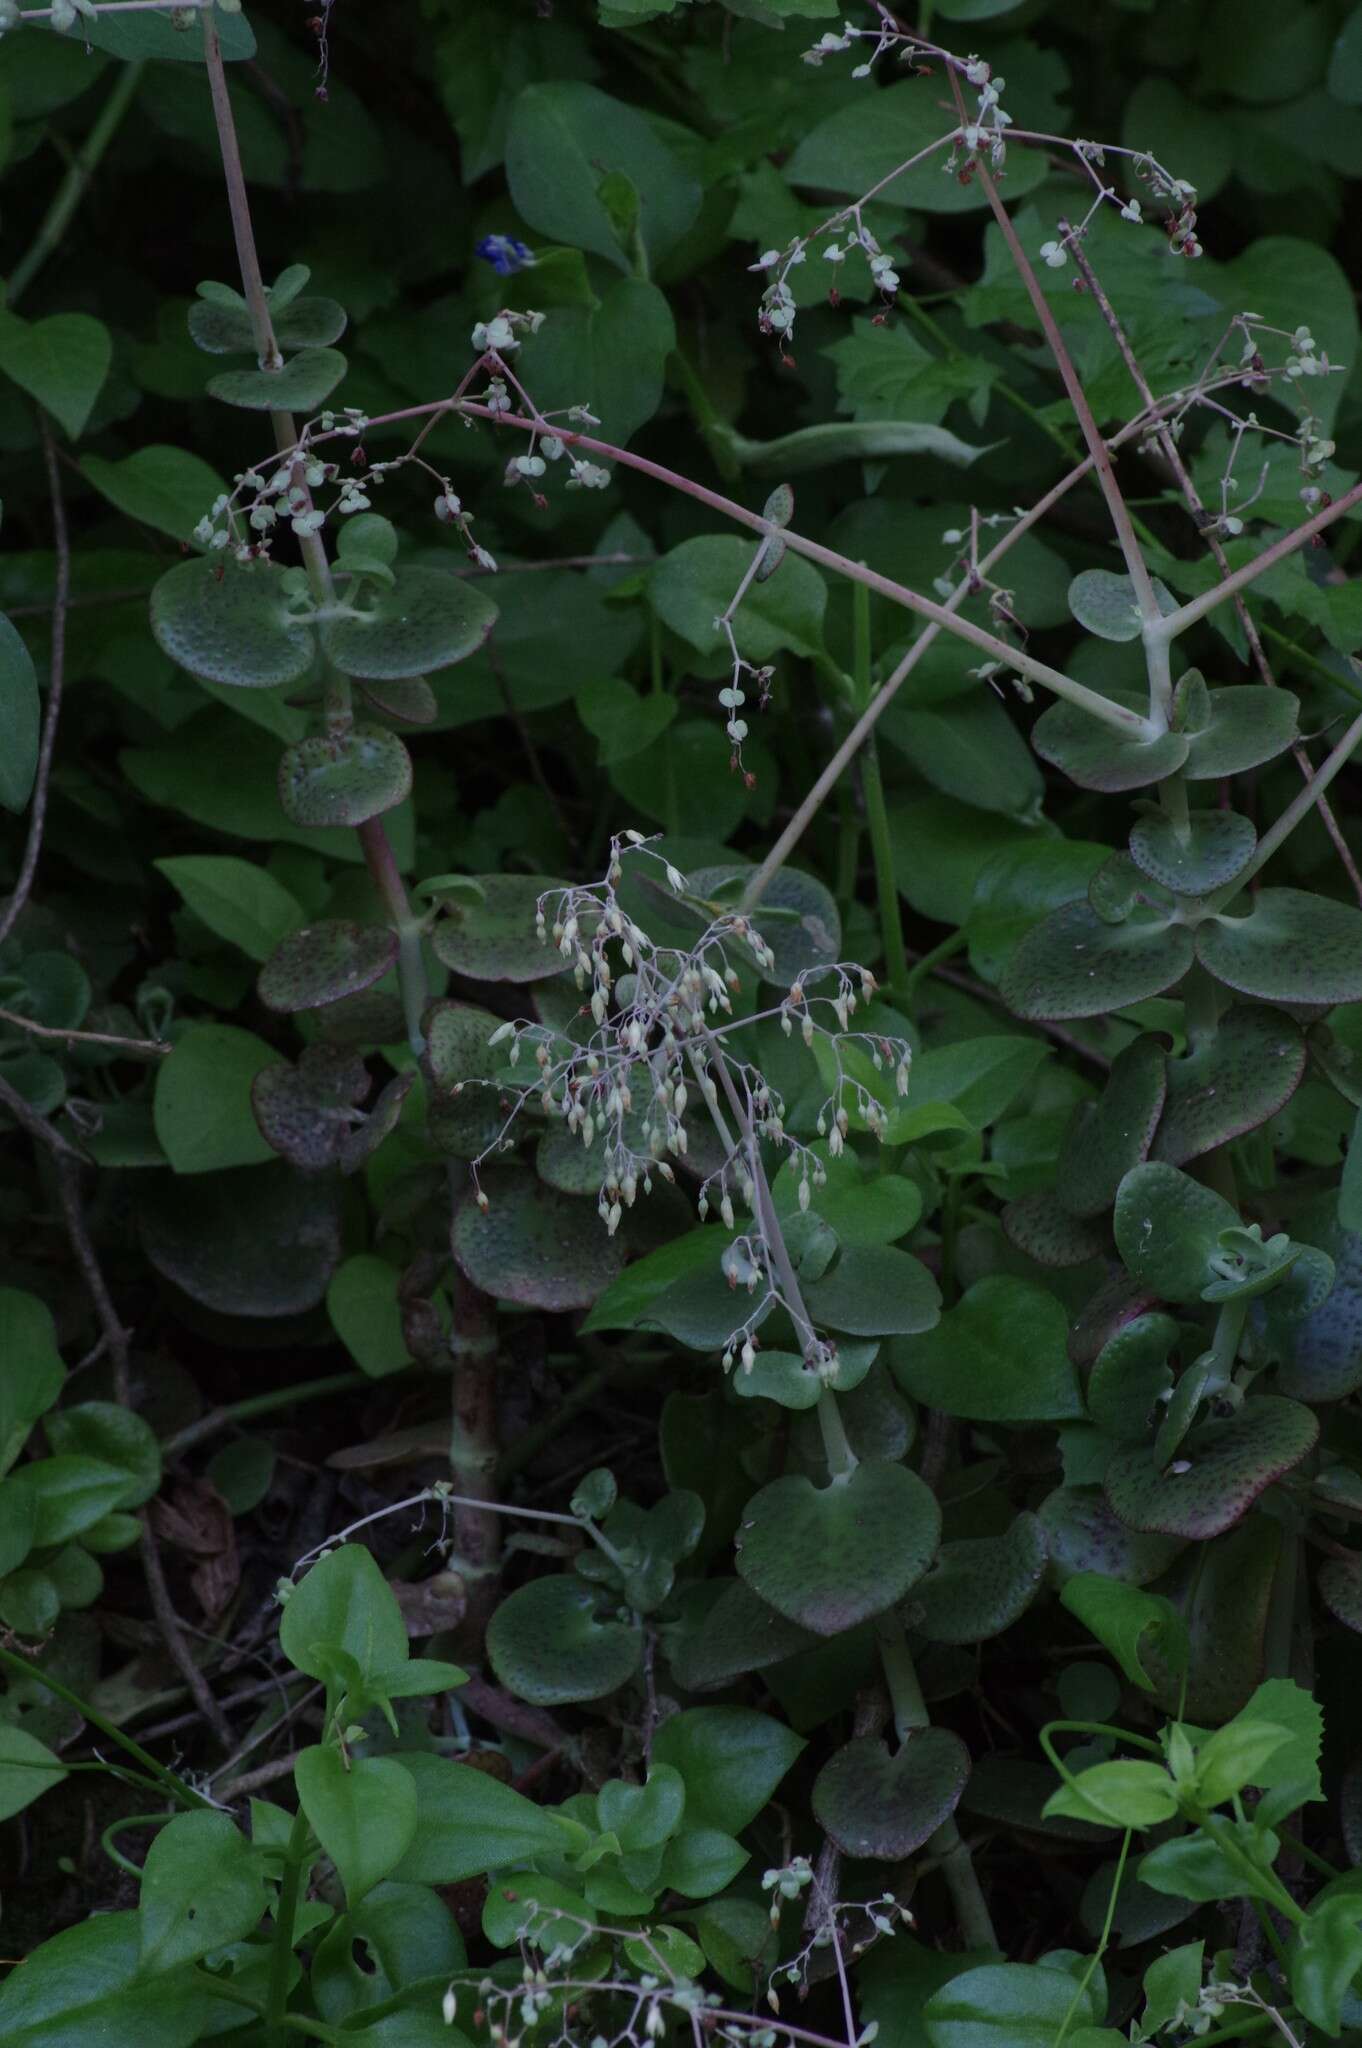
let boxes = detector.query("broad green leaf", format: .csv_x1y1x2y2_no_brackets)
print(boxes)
923,1961,1100,2048
1060,1574,1188,1690
1044,1760,1179,1829
81,446,227,546
516,276,675,445
787,81,1049,214
155,854,303,963
722,417,990,473
153,1023,277,1173
0,614,40,814
0,1288,64,1477
138,1162,342,1317
505,81,700,268
1291,1894,1362,2038
326,1255,413,1379
1113,1161,1240,1302
390,1752,572,1881
1068,569,1176,642
294,1746,417,1906
804,1245,941,1336
910,1514,1049,1644
651,1707,805,1834
892,1277,1084,1424
0,309,111,438
44,1402,160,1509
139,1812,267,1972
0,1723,66,1822
735,1462,940,1635
0,1911,229,2048
19,1454,140,1546
1057,1037,1167,1218
310,1880,466,2029
281,1543,410,1685
43,6,255,58
650,534,827,663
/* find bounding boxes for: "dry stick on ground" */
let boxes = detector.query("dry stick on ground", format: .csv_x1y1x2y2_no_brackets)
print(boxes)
139,1516,235,1752
0,1006,169,1060
1063,222,1362,909
0,422,69,950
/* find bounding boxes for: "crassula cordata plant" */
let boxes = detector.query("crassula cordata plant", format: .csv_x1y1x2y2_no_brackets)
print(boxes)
10,1,1362,2044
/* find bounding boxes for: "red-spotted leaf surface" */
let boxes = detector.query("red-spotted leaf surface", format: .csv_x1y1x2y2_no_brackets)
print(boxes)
666,1579,819,1692
1318,1554,1362,1635
278,728,413,829
735,1463,940,1637
338,1069,415,1175
138,1164,342,1316
1152,1006,1305,1166
314,989,408,1046
258,921,399,1014
189,292,347,355
1032,695,1188,793
250,1046,371,1172
1144,1515,1286,1725
1267,1201,1362,1402
1104,1397,1319,1539
1002,901,1194,1021
421,999,507,1157
321,567,497,679
1037,1485,1187,1585
907,1512,1048,1644
892,1277,1084,1424
1057,1035,1167,1218
208,346,348,412
487,1576,642,1704
1002,1189,1109,1268
1086,1313,1180,1442
430,874,566,983
452,1168,625,1310
150,557,316,688
357,674,439,725
1128,809,1257,896
812,1727,970,1860
1196,890,1362,1006
1180,684,1300,779
1113,1162,1241,1303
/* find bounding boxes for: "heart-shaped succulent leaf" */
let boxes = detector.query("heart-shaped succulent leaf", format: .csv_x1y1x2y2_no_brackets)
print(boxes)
138,1165,342,1317
1318,1555,1362,1635
812,1728,969,1859
189,294,347,355
1058,1036,1167,1218
278,728,413,829
1032,696,1188,793
251,1046,370,1171
322,567,497,679
208,346,348,411
357,675,438,725
1180,684,1299,779
452,1169,625,1310
665,1580,819,1692
802,1246,941,1336
907,1512,1048,1643
1038,1485,1188,1584
421,1000,508,1156
1195,890,1362,1006
1087,1313,1180,1442
1152,1006,1305,1166
1263,1200,1362,1402
1068,569,1176,641
337,1069,415,1175
151,557,316,688
258,921,399,1014
487,1576,642,1705
1104,1396,1318,1539
1002,901,1194,1020
1128,809,1257,895
430,874,566,983
892,1277,1084,1423
735,1463,940,1636
1002,1190,1109,1268
1114,1162,1241,1303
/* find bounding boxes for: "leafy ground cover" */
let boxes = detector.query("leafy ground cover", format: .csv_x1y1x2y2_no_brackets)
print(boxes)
8,1,1362,2043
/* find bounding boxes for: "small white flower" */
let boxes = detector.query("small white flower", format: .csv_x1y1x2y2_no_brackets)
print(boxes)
1039,239,1067,269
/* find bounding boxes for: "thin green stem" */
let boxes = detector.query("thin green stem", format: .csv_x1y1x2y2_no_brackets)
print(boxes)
1056,1830,1132,2048
0,1644,212,1810
1155,477,1362,639
266,1803,312,2045
668,346,741,483
904,929,969,1000
875,1612,928,1737
849,583,910,1002
8,60,146,307
816,1388,858,1479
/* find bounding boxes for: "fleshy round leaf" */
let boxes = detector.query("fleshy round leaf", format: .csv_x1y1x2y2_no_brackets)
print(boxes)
907,1513,1049,1644
1318,1555,1362,1634
150,557,315,688
138,1164,342,1316
1068,569,1176,641
278,727,412,829
1001,1190,1109,1268
1058,1036,1168,1218
812,1728,969,1860
321,567,497,680
666,1580,818,1692
1113,1162,1240,1303
1104,1397,1318,1539
207,346,348,412
1195,890,1362,1006
892,1277,1084,1424
803,1246,941,1337
691,864,842,984
1153,1007,1306,1166
487,1576,642,1704
430,874,566,984
1032,697,1188,793
251,1047,371,1172
1002,901,1194,1021
1087,1314,1180,1442
422,1000,508,1156
258,921,399,1014
358,675,438,725
1129,810,1257,895
1038,1485,1187,1585
734,1462,940,1637
189,295,347,355
1269,1202,1362,1402
1181,685,1299,779
452,1169,625,1310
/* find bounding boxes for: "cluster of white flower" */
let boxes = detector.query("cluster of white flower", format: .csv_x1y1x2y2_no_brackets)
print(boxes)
189,407,372,560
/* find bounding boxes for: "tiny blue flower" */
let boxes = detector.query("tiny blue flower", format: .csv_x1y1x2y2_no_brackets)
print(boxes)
476,234,534,278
